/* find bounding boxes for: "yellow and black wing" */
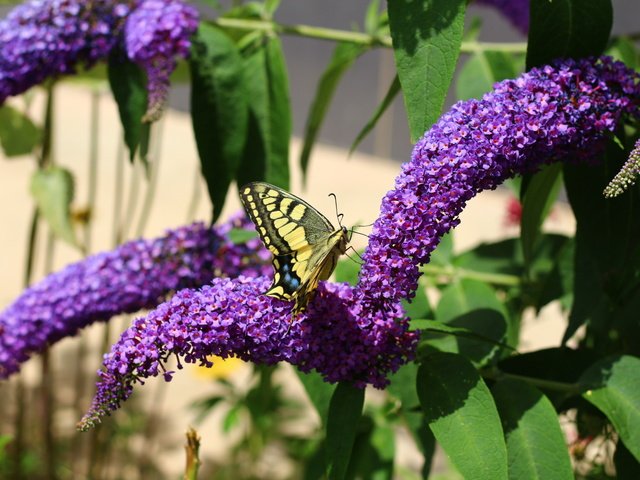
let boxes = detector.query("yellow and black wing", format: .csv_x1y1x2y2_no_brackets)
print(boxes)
239,182,349,315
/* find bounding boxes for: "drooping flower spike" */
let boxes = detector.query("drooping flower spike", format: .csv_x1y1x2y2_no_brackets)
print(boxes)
79,57,640,430
124,0,199,121
0,217,270,379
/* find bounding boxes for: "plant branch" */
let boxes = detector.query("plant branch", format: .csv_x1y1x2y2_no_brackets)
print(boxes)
421,264,521,287
482,367,581,394
210,17,528,53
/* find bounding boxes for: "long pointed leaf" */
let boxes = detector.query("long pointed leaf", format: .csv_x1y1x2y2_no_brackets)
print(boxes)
520,163,563,268
190,24,248,221
527,0,612,68
417,352,508,480
237,36,291,189
0,105,42,157
580,355,640,462
325,382,365,480
493,379,573,480
107,51,147,162
349,75,400,155
300,42,368,177
30,166,77,248
387,0,466,142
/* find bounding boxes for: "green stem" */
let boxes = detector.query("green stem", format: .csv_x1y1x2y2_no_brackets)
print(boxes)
40,84,57,480
120,156,141,240
112,139,126,246
210,17,528,53
482,367,581,394
72,88,101,474
421,264,521,287
84,89,101,252
11,379,26,480
135,119,164,237
183,428,201,480
39,82,55,169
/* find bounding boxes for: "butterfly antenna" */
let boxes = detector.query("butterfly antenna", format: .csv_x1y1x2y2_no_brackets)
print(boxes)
328,192,344,227
345,246,364,265
352,221,375,228
349,229,370,240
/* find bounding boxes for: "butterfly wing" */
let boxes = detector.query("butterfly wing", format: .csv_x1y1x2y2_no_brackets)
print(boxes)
239,182,349,314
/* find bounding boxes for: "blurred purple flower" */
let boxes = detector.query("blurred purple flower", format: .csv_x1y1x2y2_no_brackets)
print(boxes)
476,0,529,34
0,0,130,102
124,0,199,121
0,0,198,117
0,217,270,379
79,57,640,429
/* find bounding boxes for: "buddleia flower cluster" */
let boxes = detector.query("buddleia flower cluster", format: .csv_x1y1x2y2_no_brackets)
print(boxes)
0,0,199,120
77,57,640,430
0,217,270,379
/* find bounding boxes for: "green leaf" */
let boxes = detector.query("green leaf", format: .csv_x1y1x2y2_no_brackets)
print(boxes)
402,283,432,320
264,0,281,16
453,238,521,277
607,36,638,69
345,414,394,480
520,163,563,269
0,105,42,157
562,138,640,343
492,379,573,480
527,0,613,68
388,361,437,476
580,355,640,462
227,227,258,244
427,279,509,365
295,369,336,424
531,235,574,311
388,0,466,142
414,319,514,353
349,75,400,155
30,166,77,247
334,253,362,286
417,352,508,480
190,24,248,222
429,231,454,267
300,42,368,176
325,382,365,480
107,51,147,162
456,51,518,101
237,35,291,189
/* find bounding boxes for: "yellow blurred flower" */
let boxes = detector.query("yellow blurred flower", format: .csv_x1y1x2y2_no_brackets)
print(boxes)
190,355,246,380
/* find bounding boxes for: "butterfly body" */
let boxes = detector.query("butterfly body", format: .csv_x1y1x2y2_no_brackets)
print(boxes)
240,182,349,316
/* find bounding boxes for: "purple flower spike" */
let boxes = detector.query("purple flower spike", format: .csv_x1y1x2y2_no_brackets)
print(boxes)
81,57,640,426
124,0,199,122
78,277,417,430
0,217,270,379
356,57,640,310
476,0,530,35
0,0,130,103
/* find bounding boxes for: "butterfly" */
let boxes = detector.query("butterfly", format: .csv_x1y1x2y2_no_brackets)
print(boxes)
239,181,349,317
